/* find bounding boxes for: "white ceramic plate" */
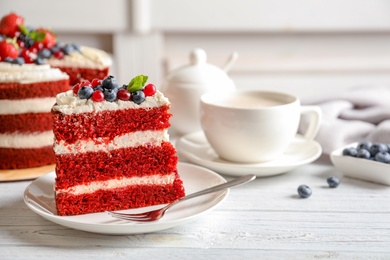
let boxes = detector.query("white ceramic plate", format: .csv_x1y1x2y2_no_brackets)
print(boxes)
176,131,322,177
23,162,228,235
331,142,390,186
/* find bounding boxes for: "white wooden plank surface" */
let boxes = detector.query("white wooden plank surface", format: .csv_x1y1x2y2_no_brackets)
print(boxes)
1,162,390,259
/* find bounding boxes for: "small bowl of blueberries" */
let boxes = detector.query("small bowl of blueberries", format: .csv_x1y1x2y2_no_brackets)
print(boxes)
330,141,390,186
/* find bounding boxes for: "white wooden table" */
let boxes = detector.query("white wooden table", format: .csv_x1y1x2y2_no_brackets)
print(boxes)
1,159,390,259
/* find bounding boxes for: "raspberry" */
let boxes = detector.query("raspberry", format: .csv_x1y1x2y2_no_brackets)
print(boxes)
91,78,102,88
143,83,156,96
29,42,44,53
20,49,34,63
53,50,64,60
92,90,105,102
0,13,24,38
73,83,81,95
80,81,92,88
36,28,56,49
0,40,19,61
117,89,131,101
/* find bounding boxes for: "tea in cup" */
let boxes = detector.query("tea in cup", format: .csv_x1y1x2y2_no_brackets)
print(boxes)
200,90,321,163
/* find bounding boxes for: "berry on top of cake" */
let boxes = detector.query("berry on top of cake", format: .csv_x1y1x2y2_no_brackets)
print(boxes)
52,75,185,216
0,12,112,85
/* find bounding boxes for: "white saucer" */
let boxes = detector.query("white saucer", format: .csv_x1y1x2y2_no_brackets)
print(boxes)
176,131,322,177
23,162,228,235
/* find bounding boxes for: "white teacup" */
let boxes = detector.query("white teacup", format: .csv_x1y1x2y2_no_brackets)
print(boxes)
200,90,322,163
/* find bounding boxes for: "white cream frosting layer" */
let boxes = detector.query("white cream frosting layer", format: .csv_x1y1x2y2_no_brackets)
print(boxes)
0,97,56,115
0,63,69,84
54,130,169,155
52,90,170,115
56,173,176,195
47,46,112,69
0,131,53,148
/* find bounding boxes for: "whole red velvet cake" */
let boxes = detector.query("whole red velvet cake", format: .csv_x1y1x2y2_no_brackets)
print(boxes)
52,75,185,216
0,12,111,170
0,64,69,169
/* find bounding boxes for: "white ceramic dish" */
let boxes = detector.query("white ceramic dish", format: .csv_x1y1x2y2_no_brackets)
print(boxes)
176,131,322,177
330,142,390,186
23,162,228,235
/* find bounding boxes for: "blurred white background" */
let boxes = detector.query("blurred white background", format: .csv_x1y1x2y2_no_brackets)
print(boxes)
1,0,390,98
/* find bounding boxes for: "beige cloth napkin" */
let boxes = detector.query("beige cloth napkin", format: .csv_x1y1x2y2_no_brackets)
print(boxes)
299,85,390,155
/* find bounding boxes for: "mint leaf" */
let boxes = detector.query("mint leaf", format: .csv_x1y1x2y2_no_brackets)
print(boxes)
127,75,148,92
18,25,29,35
18,25,46,42
30,31,46,42
141,75,148,85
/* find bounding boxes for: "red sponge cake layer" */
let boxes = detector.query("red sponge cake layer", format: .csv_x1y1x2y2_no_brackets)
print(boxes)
0,146,55,169
55,141,178,189
56,175,185,216
0,112,53,133
0,80,70,99
52,105,171,144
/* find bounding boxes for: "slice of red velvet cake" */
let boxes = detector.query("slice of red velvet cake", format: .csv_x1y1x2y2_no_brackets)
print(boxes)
52,75,185,216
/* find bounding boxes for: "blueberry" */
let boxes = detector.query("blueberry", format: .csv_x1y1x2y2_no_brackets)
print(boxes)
62,44,75,55
104,88,117,102
4,57,14,63
357,141,372,151
12,57,25,65
78,86,93,99
370,143,388,156
356,148,371,159
50,43,62,54
374,152,390,163
327,176,340,188
24,37,34,48
342,147,357,157
19,34,33,48
38,48,52,59
102,75,120,89
131,90,145,104
297,185,312,198
71,43,81,52
94,86,104,92
34,58,45,65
